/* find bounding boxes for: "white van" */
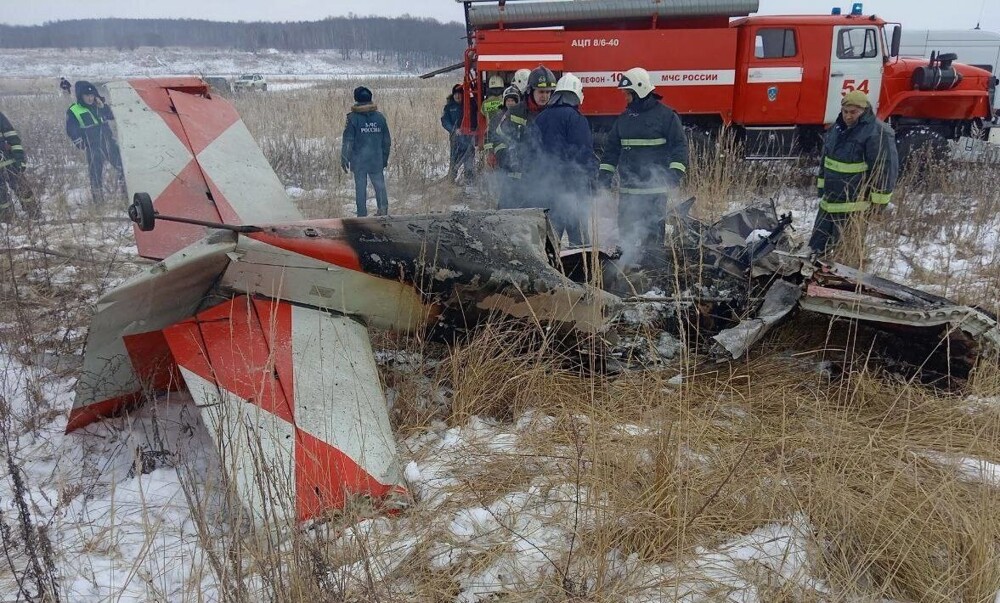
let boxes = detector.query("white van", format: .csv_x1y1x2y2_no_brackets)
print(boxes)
900,29,1000,114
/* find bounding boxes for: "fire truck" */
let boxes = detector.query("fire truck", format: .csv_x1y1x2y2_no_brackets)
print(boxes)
453,0,994,162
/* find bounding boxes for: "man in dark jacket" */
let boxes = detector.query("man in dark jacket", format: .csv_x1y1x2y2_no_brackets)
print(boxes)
808,90,898,254
599,67,688,263
494,65,557,209
341,86,391,217
441,83,475,182
534,73,596,245
1,111,40,222
66,80,124,202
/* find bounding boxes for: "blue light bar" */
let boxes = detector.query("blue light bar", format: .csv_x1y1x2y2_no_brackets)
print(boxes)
851,2,863,15
831,7,842,15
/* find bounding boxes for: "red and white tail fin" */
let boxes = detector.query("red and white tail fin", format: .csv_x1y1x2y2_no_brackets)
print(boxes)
163,296,406,523
107,78,302,260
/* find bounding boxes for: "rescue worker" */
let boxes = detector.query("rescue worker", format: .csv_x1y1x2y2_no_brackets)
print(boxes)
598,67,688,263
66,80,124,202
441,83,475,182
511,69,531,95
483,86,521,208
341,85,391,217
59,77,71,95
480,75,506,126
494,65,557,209
808,90,898,254
534,73,596,245
0,111,40,222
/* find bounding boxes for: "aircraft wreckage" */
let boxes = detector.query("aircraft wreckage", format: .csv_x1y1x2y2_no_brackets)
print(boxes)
68,78,1000,526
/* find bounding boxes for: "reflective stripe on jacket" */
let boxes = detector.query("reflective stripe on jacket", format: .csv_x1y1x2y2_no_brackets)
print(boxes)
818,107,898,213
0,111,25,166
600,94,688,194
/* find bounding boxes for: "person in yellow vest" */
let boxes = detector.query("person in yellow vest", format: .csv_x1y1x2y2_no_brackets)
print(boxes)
66,81,124,203
0,111,39,222
481,75,505,126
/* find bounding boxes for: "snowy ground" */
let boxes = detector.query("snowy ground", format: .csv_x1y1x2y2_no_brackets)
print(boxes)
0,47,411,80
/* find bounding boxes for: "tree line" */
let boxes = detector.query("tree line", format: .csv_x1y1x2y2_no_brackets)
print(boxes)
0,16,467,65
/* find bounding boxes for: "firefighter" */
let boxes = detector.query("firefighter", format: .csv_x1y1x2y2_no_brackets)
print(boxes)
341,86,391,217
483,86,521,208
534,73,596,245
481,75,506,126
66,80,124,203
1,111,40,222
441,83,475,183
598,67,688,262
511,69,531,95
494,65,557,209
808,90,898,255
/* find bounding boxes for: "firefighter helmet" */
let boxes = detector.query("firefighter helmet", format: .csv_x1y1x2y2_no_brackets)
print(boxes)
617,67,655,99
512,68,531,93
488,75,505,90
526,66,558,91
502,85,521,104
553,72,584,104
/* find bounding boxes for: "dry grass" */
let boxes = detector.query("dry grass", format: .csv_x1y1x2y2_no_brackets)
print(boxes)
2,77,1000,601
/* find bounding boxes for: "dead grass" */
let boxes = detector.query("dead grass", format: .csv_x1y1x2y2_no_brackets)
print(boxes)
2,77,1000,601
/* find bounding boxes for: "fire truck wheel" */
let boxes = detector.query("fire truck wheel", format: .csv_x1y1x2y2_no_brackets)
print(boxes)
896,128,947,173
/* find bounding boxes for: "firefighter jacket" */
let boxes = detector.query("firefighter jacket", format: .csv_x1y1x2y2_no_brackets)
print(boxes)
817,107,898,212
493,98,544,177
0,112,26,170
599,94,688,194
534,99,597,185
341,103,391,172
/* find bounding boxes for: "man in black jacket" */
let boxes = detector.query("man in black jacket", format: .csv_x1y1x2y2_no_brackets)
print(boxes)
808,90,898,254
1,111,40,222
599,67,688,262
66,81,124,202
441,83,475,182
341,86,391,217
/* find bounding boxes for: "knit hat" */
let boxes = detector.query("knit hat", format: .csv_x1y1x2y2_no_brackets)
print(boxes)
75,80,98,103
452,83,463,95
841,90,869,108
353,86,372,103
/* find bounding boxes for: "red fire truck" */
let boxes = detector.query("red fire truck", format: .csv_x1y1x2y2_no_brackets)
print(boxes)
454,0,994,161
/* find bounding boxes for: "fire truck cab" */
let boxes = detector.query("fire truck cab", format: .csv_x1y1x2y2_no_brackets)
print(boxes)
458,0,993,161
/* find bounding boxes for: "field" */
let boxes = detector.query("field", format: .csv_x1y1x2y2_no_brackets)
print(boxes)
1,77,1000,602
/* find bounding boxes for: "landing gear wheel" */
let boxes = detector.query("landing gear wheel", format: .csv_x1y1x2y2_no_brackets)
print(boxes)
128,192,156,231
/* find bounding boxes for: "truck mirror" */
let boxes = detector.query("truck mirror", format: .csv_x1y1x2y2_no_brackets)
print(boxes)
890,25,901,58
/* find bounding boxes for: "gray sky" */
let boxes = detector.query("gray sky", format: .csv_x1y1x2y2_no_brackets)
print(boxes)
1,1,996,31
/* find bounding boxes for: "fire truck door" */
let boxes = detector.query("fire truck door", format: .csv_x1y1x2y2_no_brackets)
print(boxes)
825,25,884,123
743,27,803,123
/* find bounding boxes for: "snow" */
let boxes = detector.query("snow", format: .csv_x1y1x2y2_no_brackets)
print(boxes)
0,47,411,79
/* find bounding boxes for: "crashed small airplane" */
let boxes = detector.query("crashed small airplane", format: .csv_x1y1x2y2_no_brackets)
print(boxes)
69,78,999,526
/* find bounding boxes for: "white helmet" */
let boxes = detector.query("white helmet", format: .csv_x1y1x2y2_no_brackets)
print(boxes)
553,72,584,104
488,74,505,90
512,68,531,93
617,67,655,99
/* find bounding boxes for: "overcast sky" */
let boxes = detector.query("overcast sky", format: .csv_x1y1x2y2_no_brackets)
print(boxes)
2,1,997,32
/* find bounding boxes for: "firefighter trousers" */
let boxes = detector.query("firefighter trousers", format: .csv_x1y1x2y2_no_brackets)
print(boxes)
353,168,388,217
549,187,591,247
808,207,870,255
0,166,40,221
